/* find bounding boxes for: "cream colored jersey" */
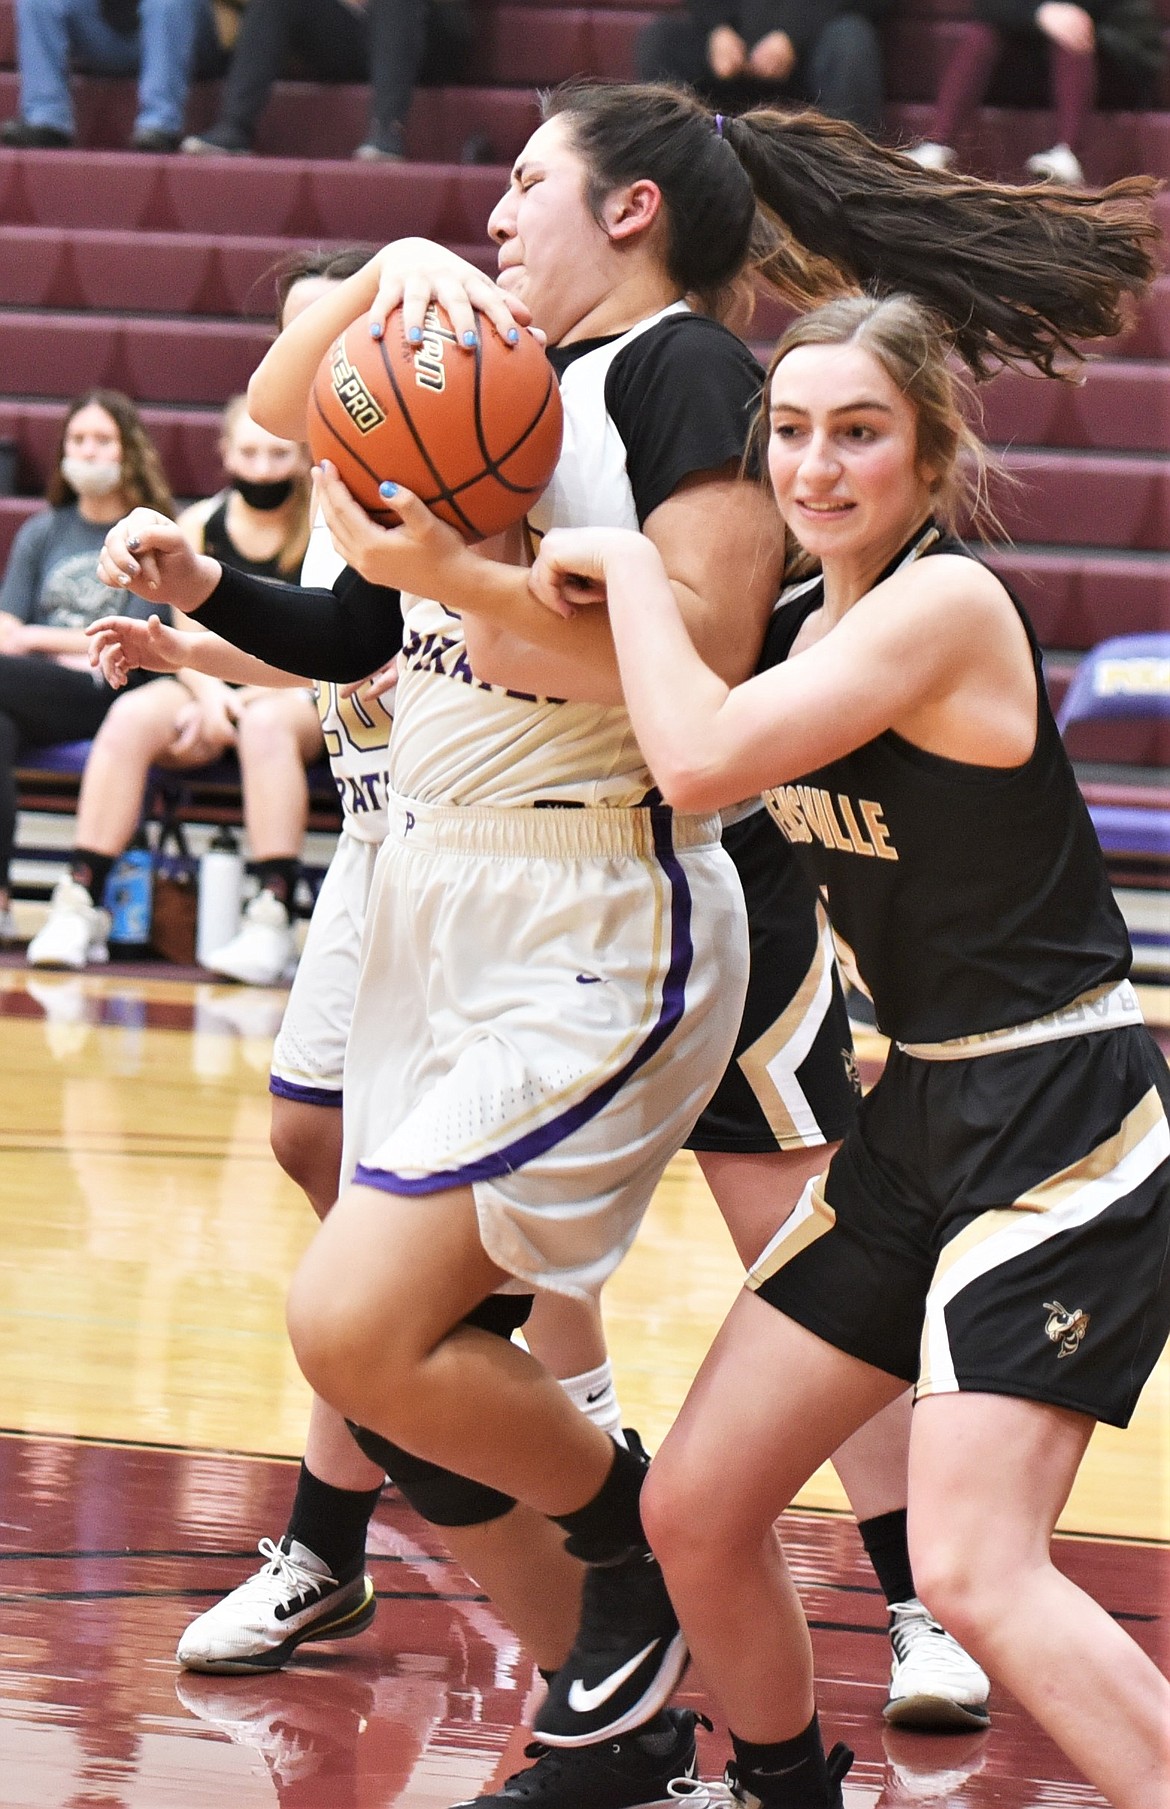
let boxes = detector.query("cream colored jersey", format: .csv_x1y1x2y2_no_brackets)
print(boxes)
386,306,705,809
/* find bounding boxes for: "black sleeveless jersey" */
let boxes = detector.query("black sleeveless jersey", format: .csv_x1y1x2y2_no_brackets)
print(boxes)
758,524,1132,1043
203,497,287,581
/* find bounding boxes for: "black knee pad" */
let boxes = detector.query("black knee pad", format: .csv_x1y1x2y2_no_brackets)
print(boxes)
347,1292,535,1527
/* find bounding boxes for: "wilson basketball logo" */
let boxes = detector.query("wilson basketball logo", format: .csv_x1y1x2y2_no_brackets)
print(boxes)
413,304,455,395
330,341,385,434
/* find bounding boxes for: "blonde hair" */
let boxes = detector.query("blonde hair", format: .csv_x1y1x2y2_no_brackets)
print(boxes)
219,393,311,576
757,293,1011,574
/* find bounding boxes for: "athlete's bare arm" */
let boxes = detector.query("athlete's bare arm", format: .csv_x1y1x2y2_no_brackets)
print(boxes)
314,462,785,703
87,611,310,691
529,533,1038,809
248,240,528,443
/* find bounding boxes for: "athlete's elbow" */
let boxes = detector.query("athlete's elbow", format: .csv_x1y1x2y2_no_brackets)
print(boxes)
653,758,727,814
246,369,298,444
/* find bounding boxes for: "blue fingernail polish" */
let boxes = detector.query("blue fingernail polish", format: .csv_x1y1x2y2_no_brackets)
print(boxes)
462,330,479,347
506,327,520,344
369,320,383,339
379,481,399,498
408,326,423,344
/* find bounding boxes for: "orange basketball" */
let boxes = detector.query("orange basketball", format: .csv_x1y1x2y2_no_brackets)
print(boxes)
307,304,563,542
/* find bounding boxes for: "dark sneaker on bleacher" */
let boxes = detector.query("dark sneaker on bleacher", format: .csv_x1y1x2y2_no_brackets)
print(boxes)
452,1709,705,1807
180,122,252,156
534,1545,688,1748
353,123,405,162
1,118,73,148
130,127,182,152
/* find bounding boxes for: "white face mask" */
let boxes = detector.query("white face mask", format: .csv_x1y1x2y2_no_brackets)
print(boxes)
61,457,123,497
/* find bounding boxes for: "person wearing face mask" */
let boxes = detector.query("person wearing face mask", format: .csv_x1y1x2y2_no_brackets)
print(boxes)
0,389,174,946
27,398,323,979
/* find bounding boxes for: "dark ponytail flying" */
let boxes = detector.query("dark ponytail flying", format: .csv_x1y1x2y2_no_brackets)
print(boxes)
546,80,1162,379
727,108,1160,377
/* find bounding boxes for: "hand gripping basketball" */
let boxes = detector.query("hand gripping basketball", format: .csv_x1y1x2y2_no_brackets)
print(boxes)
307,304,562,542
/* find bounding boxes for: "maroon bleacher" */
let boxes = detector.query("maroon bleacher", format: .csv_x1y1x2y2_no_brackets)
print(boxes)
0,0,1166,686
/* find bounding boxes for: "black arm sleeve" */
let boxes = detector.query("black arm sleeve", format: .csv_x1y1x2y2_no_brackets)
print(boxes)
193,562,405,683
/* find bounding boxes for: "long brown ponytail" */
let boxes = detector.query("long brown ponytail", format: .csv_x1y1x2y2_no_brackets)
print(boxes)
725,108,1161,377
547,81,1161,379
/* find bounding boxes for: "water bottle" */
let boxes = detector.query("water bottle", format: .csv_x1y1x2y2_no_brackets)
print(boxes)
103,833,153,946
197,827,243,966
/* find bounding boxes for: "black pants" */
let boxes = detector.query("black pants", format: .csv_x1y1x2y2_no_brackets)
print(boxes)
0,655,120,887
217,0,473,141
636,12,885,137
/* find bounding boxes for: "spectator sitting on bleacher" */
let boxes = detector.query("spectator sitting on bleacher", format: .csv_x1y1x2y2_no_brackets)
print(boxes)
0,0,224,152
27,398,325,982
906,0,1166,184
636,0,890,135
180,0,474,162
0,391,173,946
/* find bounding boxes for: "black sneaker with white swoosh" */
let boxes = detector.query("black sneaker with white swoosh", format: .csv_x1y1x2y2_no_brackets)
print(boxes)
451,1709,708,1807
533,1546,689,1748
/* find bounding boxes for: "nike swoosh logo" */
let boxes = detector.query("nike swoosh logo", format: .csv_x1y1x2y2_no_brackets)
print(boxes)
585,1386,611,1403
575,973,603,984
566,1640,659,1713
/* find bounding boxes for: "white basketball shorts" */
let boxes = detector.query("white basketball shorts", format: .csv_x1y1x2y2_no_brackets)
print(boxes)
270,828,382,1106
342,792,749,1299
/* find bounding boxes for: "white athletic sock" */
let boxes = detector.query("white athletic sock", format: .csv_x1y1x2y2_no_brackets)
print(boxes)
559,1359,626,1445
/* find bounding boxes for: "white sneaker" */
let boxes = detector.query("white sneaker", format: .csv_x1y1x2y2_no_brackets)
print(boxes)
904,141,954,171
26,878,110,969
884,1599,991,1730
176,1536,376,1673
203,889,296,986
1025,143,1085,186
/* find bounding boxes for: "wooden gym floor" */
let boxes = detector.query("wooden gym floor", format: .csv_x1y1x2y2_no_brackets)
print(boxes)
1,960,1167,1808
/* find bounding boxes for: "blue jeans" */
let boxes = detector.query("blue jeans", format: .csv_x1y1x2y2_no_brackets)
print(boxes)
15,0,218,135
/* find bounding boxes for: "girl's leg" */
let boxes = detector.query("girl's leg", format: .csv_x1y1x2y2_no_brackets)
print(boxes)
206,689,323,982
270,1094,389,1493
910,1393,1170,1809
525,1290,626,1443
697,1145,989,1729
929,20,1002,145
234,687,322,866
72,678,193,858
642,1290,905,1744
0,653,124,895
699,1145,912,1519
287,1180,619,1513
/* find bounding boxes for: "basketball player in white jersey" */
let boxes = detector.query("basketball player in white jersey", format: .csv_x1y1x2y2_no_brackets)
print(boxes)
86,85,1077,1809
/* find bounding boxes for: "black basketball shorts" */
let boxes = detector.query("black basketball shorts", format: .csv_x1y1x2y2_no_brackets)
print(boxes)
749,1022,1170,1428
688,808,861,1153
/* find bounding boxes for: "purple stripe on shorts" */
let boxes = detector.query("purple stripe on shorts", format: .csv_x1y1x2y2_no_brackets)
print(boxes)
354,809,695,1196
269,1074,343,1108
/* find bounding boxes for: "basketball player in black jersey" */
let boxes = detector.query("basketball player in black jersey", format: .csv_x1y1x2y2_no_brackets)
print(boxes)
525,292,1170,1809
95,85,1160,1809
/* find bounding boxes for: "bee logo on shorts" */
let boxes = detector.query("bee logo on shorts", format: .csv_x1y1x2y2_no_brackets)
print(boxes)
330,342,385,434
1043,1300,1090,1358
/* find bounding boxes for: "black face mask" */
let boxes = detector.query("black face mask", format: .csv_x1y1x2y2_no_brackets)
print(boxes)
233,475,296,511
